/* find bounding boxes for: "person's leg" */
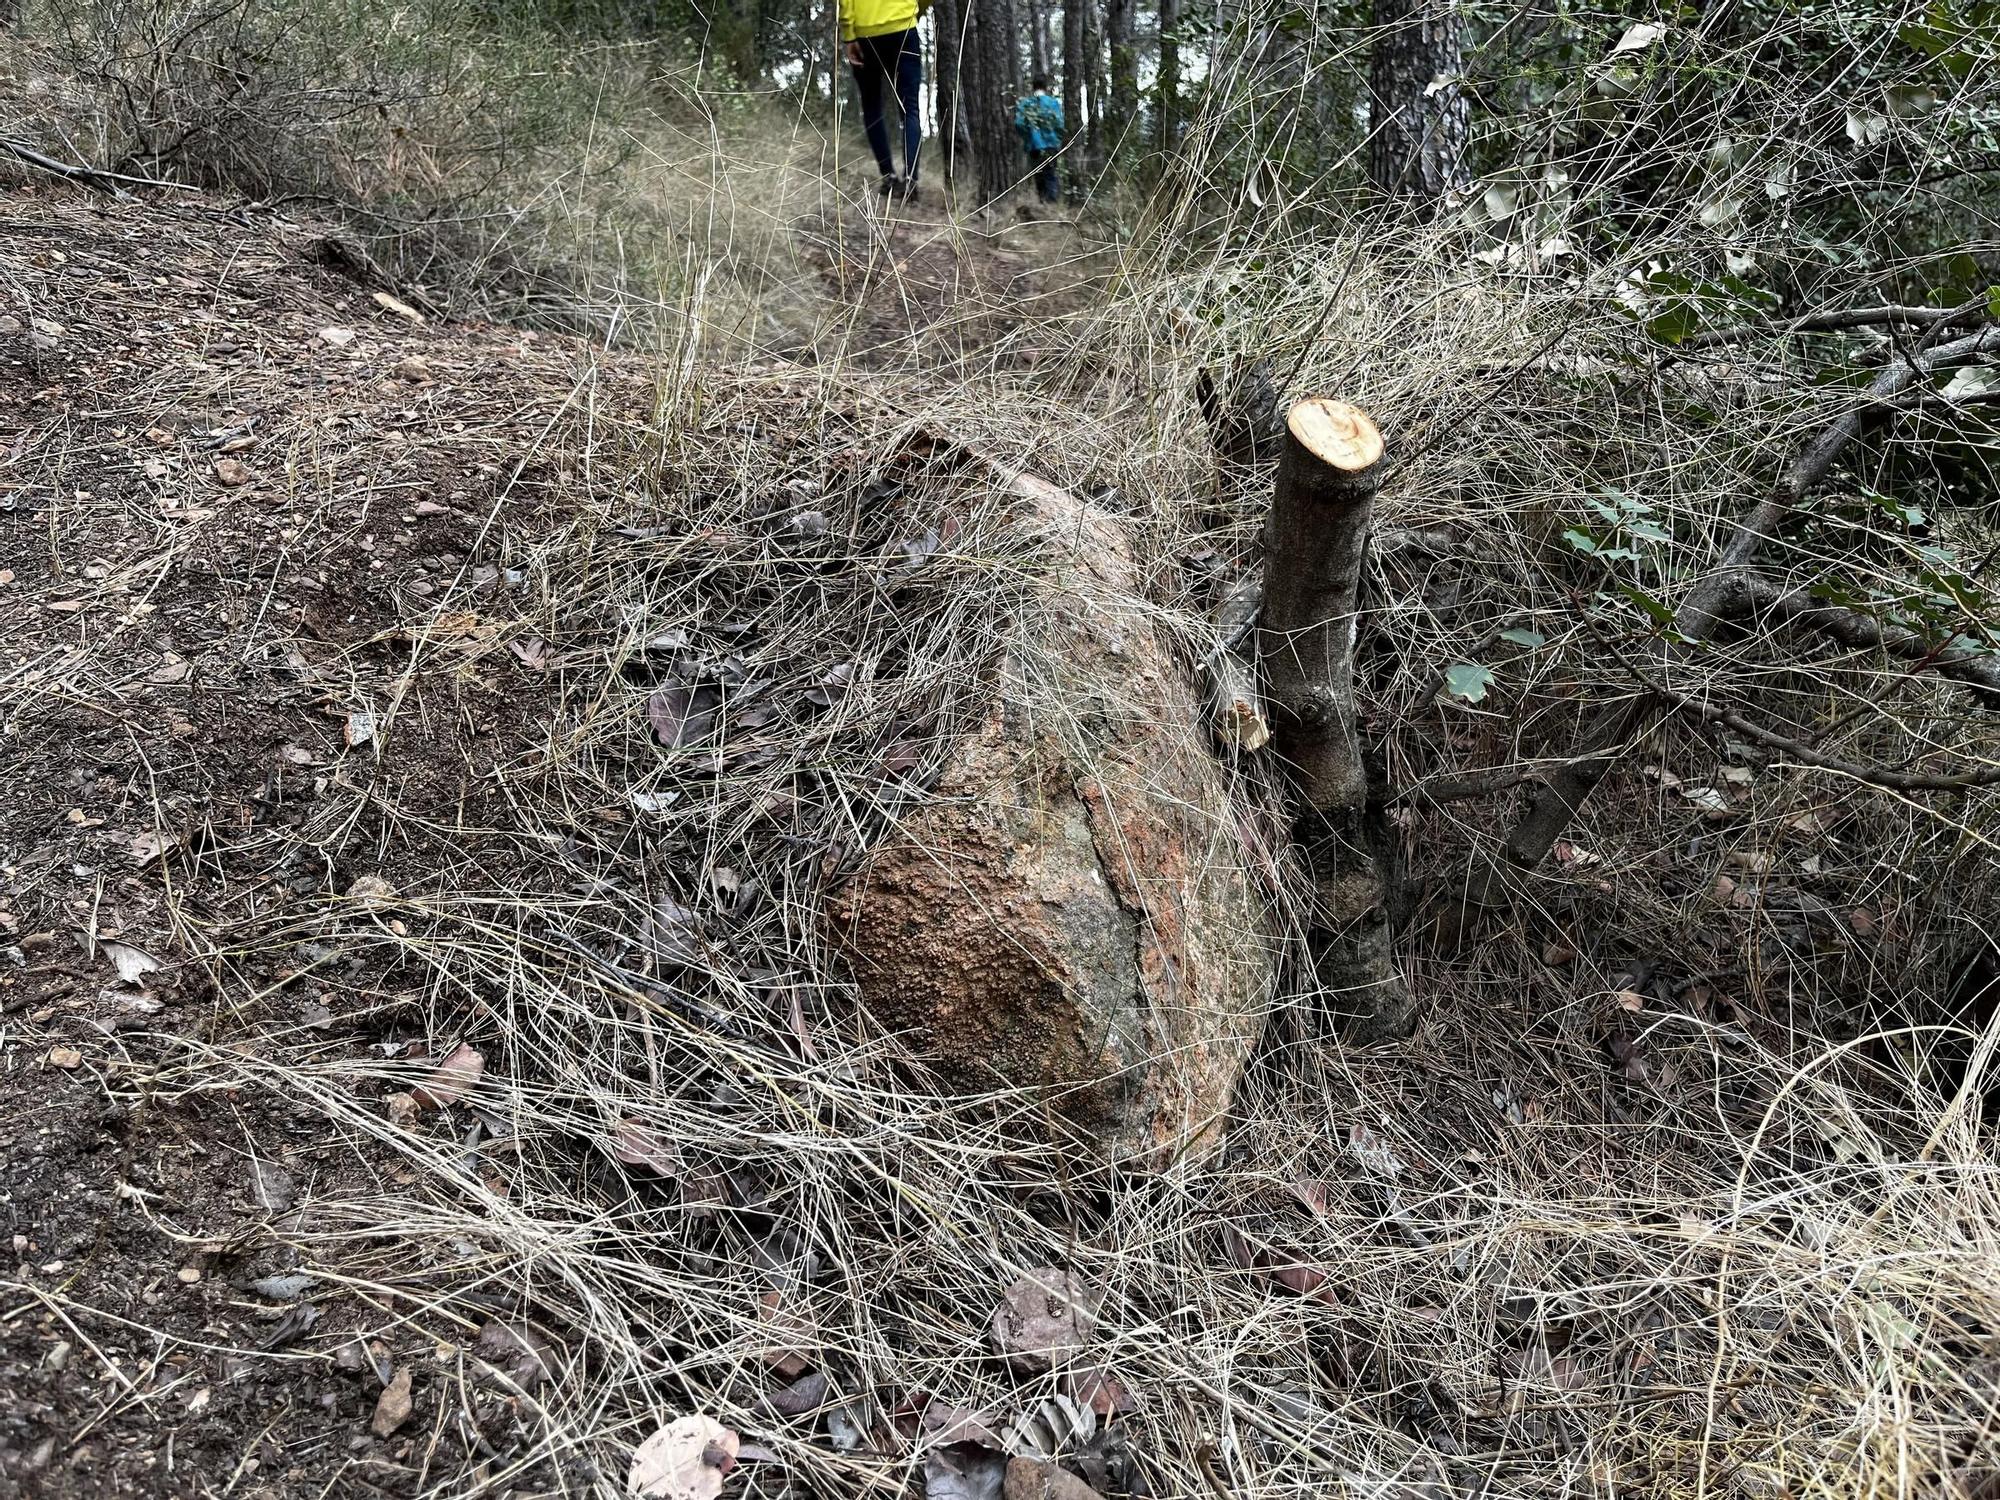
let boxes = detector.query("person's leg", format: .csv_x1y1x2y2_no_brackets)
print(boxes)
891,29,923,184
849,40,894,180
1040,156,1060,201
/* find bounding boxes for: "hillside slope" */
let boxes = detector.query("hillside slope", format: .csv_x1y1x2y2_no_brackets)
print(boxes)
5,183,1999,1500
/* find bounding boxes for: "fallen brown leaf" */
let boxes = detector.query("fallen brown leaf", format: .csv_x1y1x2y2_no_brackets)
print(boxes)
412,1042,484,1110
605,1119,679,1173
1061,1367,1133,1420
628,1413,738,1499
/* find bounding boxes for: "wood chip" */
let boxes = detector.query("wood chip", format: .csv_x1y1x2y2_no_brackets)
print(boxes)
372,291,426,324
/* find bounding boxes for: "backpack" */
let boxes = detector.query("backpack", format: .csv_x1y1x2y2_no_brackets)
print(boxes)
1019,94,1062,152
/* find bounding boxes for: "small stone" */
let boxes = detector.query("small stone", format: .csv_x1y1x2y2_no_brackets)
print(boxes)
249,1159,295,1212
47,1046,82,1070
177,1266,202,1284
345,874,396,907
371,1367,415,1437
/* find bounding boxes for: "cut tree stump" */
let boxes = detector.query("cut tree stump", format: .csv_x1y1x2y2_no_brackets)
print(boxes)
1259,399,1412,1041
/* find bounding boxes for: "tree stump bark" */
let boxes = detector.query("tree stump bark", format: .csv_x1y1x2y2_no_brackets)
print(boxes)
1259,400,1412,1041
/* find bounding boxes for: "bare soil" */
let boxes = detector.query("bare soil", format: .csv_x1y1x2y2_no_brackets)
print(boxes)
0,184,622,1497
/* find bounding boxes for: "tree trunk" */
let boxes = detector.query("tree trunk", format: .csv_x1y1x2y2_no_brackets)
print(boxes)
1259,400,1412,1041
933,0,964,187
1085,1,1107,170
1156,0,1181,154
1007,0,1026,96
1104,0,1138,168
1366,0,1470,209
966,0,1021,202
1028,0,1049,79
1061,0,1087,175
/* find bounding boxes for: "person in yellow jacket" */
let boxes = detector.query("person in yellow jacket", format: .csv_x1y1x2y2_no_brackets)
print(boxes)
841,0,926,196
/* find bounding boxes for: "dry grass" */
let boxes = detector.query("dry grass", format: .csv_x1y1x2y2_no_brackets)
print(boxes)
4,11,2000,1499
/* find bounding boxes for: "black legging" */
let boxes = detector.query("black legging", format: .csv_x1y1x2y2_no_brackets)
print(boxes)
851,28,922,182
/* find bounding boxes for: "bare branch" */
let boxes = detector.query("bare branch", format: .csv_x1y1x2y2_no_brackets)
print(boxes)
1504,324,2000,867
1725,575,2000,705
1661,692,2000,793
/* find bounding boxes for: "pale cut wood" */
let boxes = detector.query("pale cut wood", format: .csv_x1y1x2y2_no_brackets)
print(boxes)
1287,398,1383,474
1204,648,1271,752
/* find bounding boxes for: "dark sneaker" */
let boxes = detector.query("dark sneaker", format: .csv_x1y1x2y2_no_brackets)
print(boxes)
877,174,903,198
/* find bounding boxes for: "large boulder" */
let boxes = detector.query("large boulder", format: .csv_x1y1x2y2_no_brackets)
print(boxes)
828,470,1276,1166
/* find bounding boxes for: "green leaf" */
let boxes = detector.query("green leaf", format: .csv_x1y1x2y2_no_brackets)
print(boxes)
1646,301,1701,346
1443,662,1496,703
1563,528,1602,554
1499,627,1548,648
1921,565,1988,616
1714,272,1780,309
1870,493,1926,527
1987,286,2000,322
1620,586,1678,626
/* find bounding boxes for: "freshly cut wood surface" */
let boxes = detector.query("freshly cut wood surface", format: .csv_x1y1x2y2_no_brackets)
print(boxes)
1287,398,1383,474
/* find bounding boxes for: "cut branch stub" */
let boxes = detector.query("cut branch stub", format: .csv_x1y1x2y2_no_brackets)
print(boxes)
1258,398,1412,1041
1259,398,1384,815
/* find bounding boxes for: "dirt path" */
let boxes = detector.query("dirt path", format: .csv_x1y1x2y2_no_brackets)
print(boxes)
792,188,1108,372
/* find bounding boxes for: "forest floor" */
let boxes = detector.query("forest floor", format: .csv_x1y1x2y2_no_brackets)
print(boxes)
0,180,1094,1498
1,177,1988,1500
0,184,645,1498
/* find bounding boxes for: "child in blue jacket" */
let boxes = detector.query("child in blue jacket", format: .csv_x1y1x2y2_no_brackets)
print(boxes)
1013,76,1065,203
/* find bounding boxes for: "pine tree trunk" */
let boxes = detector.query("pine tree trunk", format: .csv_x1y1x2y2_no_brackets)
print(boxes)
967,0,1021,202
933,0,964,186
1156,0,1181,153
1366,0,1470,210
1104,0,1138,167
1061,0,1087,171
1085,1,1107,170
1028,0,1049,78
